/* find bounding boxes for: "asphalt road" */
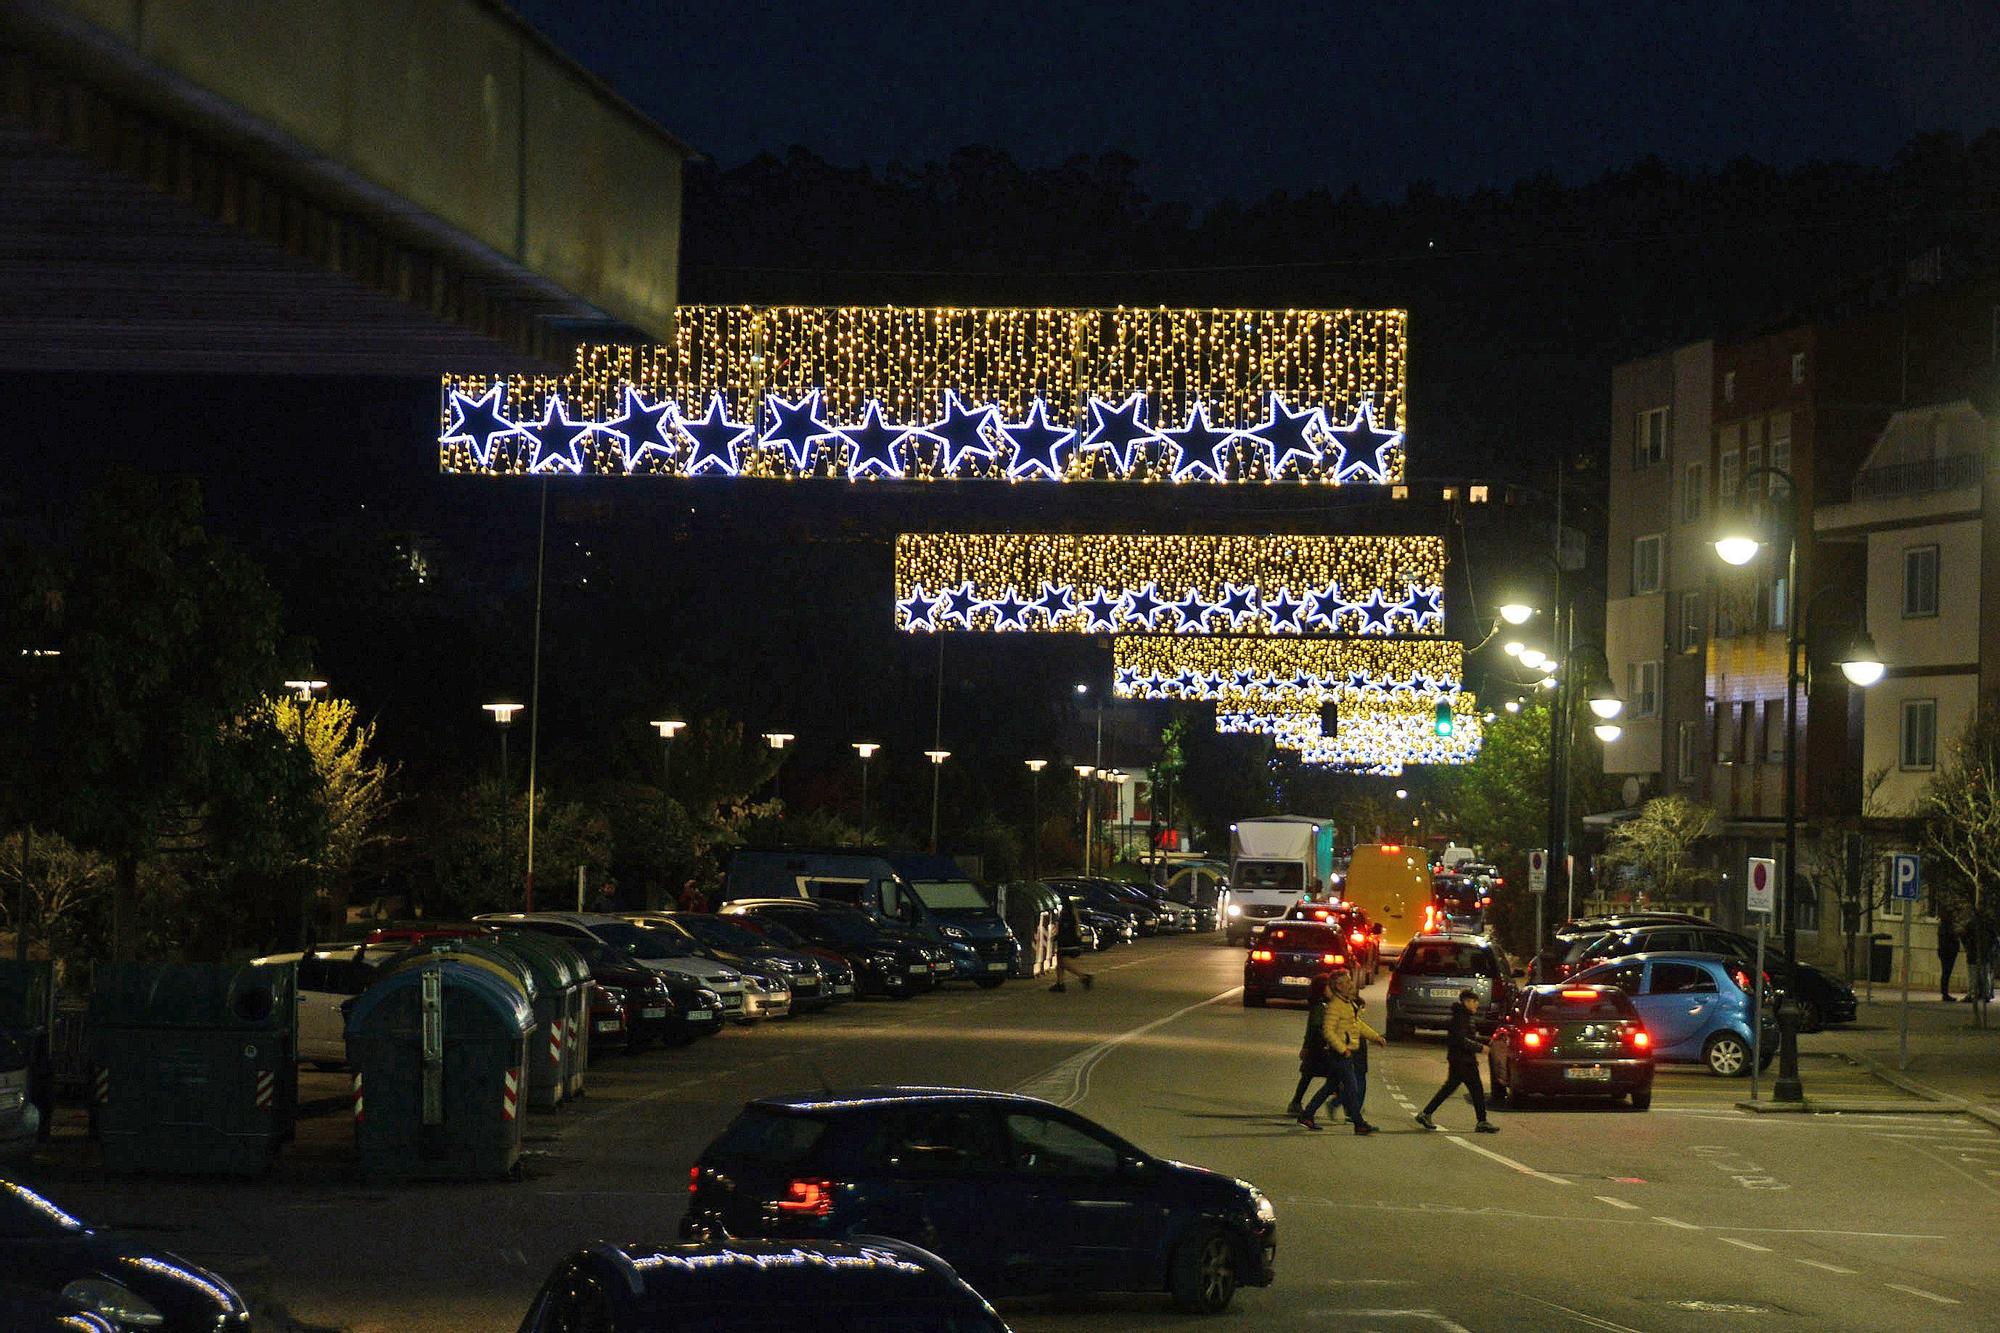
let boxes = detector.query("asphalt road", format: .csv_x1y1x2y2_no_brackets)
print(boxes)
23,934,2000,1331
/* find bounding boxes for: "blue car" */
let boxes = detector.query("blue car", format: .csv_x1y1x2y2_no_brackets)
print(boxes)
685,1087,1277,1314
1568,952,1778,1077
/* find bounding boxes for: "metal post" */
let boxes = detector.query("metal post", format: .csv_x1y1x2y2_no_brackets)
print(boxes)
576,864,585,913
661,734,672,797
1030,769,1041,878
1751,917,1766,1102
524,480,549,913
1774,528,1805,1102
420,966,444,1127
15,822,31,965
859,757,870,841
1899,902,1913,1070
929,763,941,854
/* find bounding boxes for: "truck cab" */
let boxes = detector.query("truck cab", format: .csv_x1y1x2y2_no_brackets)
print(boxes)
1340,843,1430,961
1226,816,1335,945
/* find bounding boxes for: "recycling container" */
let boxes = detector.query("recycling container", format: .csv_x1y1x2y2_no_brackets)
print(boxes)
0,961,53,1140
88,963,296,1176
488,931,590,1100
481,933,581,1109
345,959,534,1181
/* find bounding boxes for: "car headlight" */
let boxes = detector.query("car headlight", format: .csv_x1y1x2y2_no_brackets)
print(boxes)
63,1278,166,1327
696,988,721,1007
941,925,968,939
1227,904,1242,917
1249,1187,1276,1225
595,984,628,1004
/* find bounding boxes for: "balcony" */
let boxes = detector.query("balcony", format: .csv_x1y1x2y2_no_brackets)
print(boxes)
1850,453,1983,501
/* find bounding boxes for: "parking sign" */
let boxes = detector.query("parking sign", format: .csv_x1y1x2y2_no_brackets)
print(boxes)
1889,852,1922,902
1527,849,1547,894
1746,857,1775,914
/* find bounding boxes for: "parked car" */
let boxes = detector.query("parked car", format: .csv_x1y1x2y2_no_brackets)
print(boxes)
1242,921,1356,1006
1566,922,1856,1030
1103,881,1199,933
631,913,834,1012
1048,879,1157,937
620,916,793,1022
721,901,948,998
475,912,753,1019
719,914,859,1001
684,1087,1277,1314
1277,901,1380,977
251,943,401,1068
1163,863,1230,931
517,1237,1009,1331
556,934,725,1047
1486,984,1655,1109
1568,953,1779,1076
1533,913,1712,981
1385,932,1516,1037
0,1177,250,1330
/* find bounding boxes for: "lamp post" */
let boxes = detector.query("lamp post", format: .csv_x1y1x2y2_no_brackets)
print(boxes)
1714,466,1884,1103
484,702,523,787
651,719,686,795
1074,764,1095,873
925,750,951,852
762,733,794,808
1106,769,1129,865
853,743,881,840
283,678,328,947
1025,759,1048,876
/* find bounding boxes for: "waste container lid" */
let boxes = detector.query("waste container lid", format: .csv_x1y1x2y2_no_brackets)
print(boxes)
487,930,587,992
89,963,293,1030
348,959,534,1038
382,942,538,1006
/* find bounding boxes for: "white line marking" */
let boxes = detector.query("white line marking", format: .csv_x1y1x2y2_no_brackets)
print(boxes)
1338,1313,1474,1332
1441,1133,1572,1185
1797,1259,1858,1275
1886,1283,1959,1305
1593,1195,1640,1210
1720,1237,1772,1252
1503,1289,1648,1332
1012,984,1242,1107
1653,1215,1701,1230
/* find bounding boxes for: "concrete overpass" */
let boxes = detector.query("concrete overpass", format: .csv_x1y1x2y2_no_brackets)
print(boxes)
0,0,689,374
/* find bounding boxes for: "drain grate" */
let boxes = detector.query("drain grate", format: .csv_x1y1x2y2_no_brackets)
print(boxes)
1666,1299,1779,1314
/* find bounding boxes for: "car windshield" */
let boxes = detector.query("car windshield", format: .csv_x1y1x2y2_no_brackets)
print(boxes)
1261,924,1345,953
748,919,809,948
1401,942,1499,976
1526,991,1636,1021
1236,861,1303,891
909,880,989,911
590,921,694,960
679,917,769,952
706,1109,831,1167
0,1181,89,1238
789,912,883,945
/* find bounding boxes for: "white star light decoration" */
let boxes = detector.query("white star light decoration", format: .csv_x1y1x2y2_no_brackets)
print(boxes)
440,386,1402,484
891,578,1443,635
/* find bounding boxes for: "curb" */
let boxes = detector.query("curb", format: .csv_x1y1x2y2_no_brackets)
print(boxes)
1734,1098,1962,1114
1850,1051,2000,1131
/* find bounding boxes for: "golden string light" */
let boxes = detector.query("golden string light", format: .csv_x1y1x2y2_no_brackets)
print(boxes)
1112,637,1464,699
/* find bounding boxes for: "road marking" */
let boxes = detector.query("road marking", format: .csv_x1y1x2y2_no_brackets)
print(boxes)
1334,1313,1473,1332
1796,1259,1858,1275
1012,984,1242,1108
1886,1283,1959,1305
1593,1195,1640,1210
1502,1289,1647,1332
1441,1133,1572,1185
1653,1216,1701,1230
1719,1237,1772,1252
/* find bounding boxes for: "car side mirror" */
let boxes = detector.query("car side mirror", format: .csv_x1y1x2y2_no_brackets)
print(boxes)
1117,1154,1155,1181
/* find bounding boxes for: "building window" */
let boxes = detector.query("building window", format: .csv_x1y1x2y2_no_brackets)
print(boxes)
1767,438,1790,493
1769,575,1789,632
1790,352,1806,385
1791,877,1820,933
1632,534,1664,595
1636,407,1669,468
1903,545,1939,618
1680,461,1705,524
1723,371,1737,403
1627,661,1660,718
1900,699,1937,771
1679,590,1705,653
1677,721,1699,782
1719,448,1740,500
1764,699,1788,762
1714,700,1736,763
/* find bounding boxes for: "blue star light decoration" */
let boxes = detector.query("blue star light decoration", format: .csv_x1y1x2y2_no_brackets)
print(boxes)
523,395,595,474
605,387,677,473
1304,583,1347,632
1080,394,1160,476
1215,583,1261,628
1350,589,1396,635
1122,583,1169,629
1080,590,1124,632
681,395,753,476
1246,394,1325,477
898,586,941,632
1163,403,1239,483
939,583,987,627
1328,401,1403,484
1264,589,1306,633
989,588,1032,630
1002,399,1077,481
1030,582,1076,626
924,391,1002,476
1171,588,1214,633
762,390,840,473
840,400,913,480
443,385,516,469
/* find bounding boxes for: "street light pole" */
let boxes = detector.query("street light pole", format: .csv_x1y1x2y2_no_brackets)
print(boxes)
1074,764,1094,874
853,743,880,841
651,719,686,796
762,733,794,808
1025,759,1048,877
284,678,328,947
925,750,951,852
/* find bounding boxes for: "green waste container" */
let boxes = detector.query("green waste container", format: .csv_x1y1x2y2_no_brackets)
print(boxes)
0,961,54,1141
382,942,542,1098
346,959,533,1181
487,932,590,1103
88,963,296,1176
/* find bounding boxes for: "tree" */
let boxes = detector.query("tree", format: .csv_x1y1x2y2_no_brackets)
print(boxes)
1600,795,1719,900
1915,704,2000,1027
0,830,111,984
428,781,612,919
266,693,395,931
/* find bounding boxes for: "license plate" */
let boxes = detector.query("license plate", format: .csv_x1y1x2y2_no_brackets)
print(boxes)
931,963,952,973
987,962,1008,972
721,995,742,1009
641,1006,666,1019
1564,1066,1612,1081
833,984,854,995
595,1021,621,1034
687,1011,713,1021
908,965,929,975
1279,975,1310,986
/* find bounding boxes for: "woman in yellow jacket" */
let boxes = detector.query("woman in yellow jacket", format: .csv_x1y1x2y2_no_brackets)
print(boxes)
1298,970,1386,1134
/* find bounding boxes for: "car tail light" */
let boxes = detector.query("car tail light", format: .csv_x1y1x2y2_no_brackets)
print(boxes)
1730,967,1753,992
1387,973,1402,997
1520,1029,1544,1050
688,1166,700,1195
1250,949,1274,962
1350,930,1367,946
1627,1028,1651,1050
777,1178,835,1215
1322,953,1346,966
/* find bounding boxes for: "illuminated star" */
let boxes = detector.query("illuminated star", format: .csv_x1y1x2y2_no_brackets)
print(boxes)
1247,394,1325,477
990,588,1031,630
1030,582,1076,625
924,391,1001,476
1293,671,1319,692
1115,666,1141,691
1345,671,1374,691
1081,394,1160,475
898,586,941,632
1172,588,1214,632
1264,589,1306,633
1002,398,1077,480
839,400,912,480
1215,583,1261,628
762,389,838,473
1174,669,1202,694
1412,586,1445,626
1352,590,1395,634
1080,589,1123,631
523,395,595,474
1304,583,1346,630
1408,674,1433,695
605,387,677,473
681,394,753,476
1329,401,1403,484
1122,583,1169,629
1163,403,1239,483
442,384,516,469
940,582,986,627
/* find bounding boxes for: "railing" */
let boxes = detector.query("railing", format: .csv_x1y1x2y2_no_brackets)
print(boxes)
1851,453,1983,501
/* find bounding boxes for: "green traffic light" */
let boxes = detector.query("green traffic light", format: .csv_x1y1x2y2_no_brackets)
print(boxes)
1433,701,1454,737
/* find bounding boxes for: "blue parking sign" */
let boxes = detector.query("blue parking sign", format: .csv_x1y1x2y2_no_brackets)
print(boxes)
1889,852,1922,902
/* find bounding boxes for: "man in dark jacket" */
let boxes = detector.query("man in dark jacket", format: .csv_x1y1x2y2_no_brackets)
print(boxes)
1415,990,1498,1133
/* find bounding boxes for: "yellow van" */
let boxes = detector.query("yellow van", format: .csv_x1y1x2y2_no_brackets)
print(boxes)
1340,843,1429,960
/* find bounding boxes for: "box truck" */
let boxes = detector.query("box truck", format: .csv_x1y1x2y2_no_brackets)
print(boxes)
1226,816,1335,944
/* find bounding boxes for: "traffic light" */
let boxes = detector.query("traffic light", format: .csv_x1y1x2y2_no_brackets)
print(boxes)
1433,700,1454,737
1319,700,1339,734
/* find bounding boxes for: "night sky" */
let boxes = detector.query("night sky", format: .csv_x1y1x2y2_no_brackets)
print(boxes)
511,0,2000,204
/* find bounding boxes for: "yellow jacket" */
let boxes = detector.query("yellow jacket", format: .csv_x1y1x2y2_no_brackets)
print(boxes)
1321,994,1383,1056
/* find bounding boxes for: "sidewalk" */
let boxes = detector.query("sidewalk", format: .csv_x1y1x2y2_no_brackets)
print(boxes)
1811,988,2000,1127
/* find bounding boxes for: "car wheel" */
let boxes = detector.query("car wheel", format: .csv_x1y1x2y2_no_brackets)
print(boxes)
1630,1086,1652,1111
1243,991,1266,1008
1704,1032,1750,1077
1169,1224,1238,1314
1796,999,1823,1033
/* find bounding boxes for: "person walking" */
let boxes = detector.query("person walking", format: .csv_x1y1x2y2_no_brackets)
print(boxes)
676,877,705,915
1415,990,1498,1133
1938,907,1961,1002
1286,973,1336,1117
1300,969,1383,1134
1049,895,1095,993
588,877,621,915
1332,969,1375,1122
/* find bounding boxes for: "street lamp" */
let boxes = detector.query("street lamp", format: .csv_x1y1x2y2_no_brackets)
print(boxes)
650,718,686,796
1498,602,1535,625
1025,759,1048,876
1586,681,1624,720
1592,722,1623,743
1503,639,1526,657
1838,633,1886,687
853,743,880,839
1074,764,1095,873
925,750,951,852
763,732,794,808
484,702,523,785
1105,769,1130,864
1504,700,1521,714
284,678,328,701
1539,674,1560,690
1518,648,1547,669
1394,788,1408,800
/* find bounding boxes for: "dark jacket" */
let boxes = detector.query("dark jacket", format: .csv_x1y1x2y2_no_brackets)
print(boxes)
1300,998,1338,1076
1444,1003,1485,1068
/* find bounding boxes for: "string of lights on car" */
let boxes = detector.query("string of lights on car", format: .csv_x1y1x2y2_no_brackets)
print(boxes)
439,305,1407,484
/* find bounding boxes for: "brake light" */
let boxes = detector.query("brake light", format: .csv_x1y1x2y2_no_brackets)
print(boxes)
1250,949,1274,962
1380,844,1402,853
1350,930,1367,946
1520,1029,1544,1050
1629,1029,1651,1050
777,1178,835,1215
1322,953,1346,966
1387,974,1403,997
688,1165,700,1195
1560,989,1598,1000
1730,967,1752,992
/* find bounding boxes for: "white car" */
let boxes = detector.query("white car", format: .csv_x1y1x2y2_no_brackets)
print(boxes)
475,913,751,1018
251,944,401,1067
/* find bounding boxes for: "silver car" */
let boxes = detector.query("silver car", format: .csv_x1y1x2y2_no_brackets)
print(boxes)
1386,931,1515,1036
